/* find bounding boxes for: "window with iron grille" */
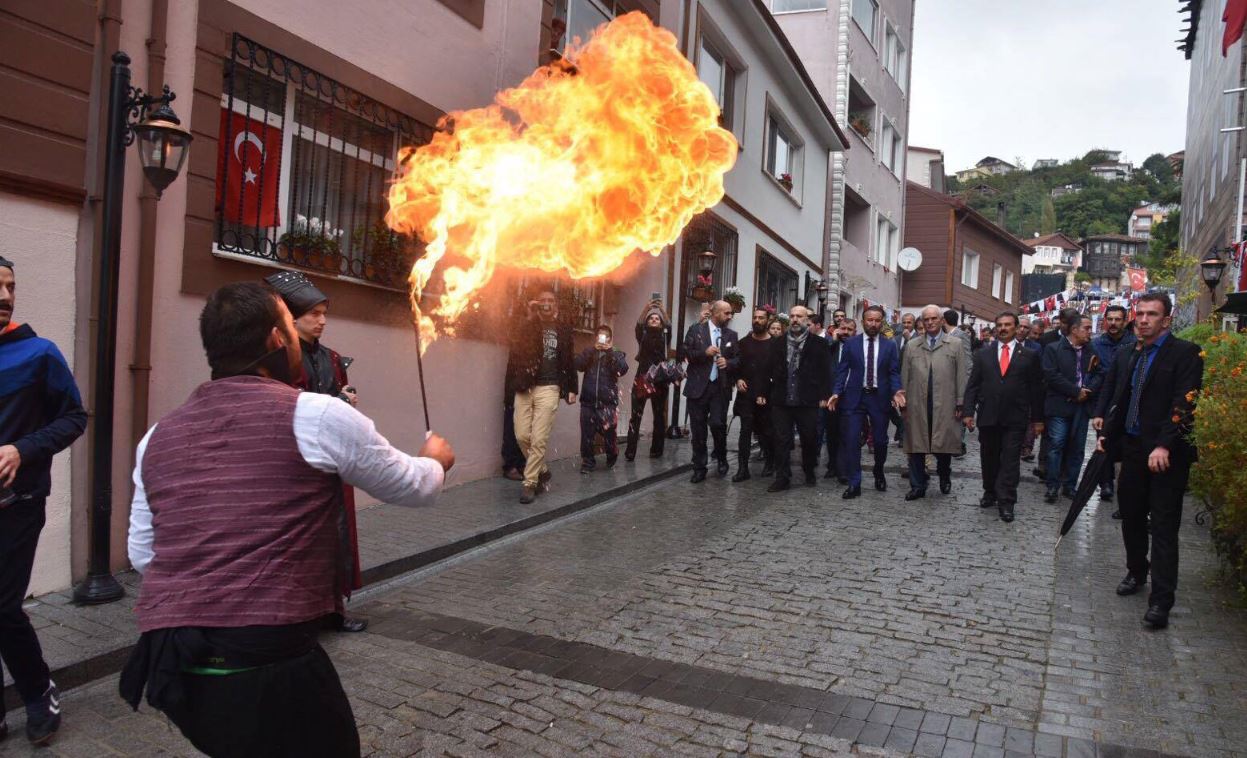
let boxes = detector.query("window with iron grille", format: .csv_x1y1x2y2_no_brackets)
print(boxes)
213,34,434,290
755,251,798,313
682,213,738,296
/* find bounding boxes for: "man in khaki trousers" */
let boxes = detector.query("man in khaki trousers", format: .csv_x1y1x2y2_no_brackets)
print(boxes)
505,291,577,503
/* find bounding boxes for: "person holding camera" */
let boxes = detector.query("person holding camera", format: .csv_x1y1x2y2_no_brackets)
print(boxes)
266,271,366,634
624,298,671,461
505,290,577,504
574,326,630,473
0,256,87,746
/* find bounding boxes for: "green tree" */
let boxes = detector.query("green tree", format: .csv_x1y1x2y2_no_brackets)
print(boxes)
1040,197,1057,234
1142,209,1181,271
1142,153,1175,184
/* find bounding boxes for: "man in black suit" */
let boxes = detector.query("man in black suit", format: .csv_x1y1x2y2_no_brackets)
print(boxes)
822,319,852,481
1033,307,1078,480
1041,312,1103,503
1093,293,1202,629
762,305,832,492
682,300,740,483
963,312,1045,523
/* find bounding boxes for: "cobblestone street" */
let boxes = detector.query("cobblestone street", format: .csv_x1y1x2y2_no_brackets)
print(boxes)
3,439,1246,757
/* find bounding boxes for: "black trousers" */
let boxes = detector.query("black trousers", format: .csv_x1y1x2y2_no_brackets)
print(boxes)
736,403,772,469
687,379,729,472
771,404,820,483
162,645,359,758
821,408,841,474
579,404,619,465
501,402,526,472
0,498,51,704
625,385,668,458
978,425,1025,504
1119,435,1190,610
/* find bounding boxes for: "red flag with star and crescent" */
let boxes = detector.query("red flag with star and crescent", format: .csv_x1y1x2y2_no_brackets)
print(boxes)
216,109,282,227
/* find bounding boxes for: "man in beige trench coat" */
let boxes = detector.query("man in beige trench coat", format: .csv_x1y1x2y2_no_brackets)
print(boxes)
900,305,968,500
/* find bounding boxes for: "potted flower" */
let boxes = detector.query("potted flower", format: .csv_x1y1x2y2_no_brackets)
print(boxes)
280,214,344,274
351,220,411,286
690,272,715,303
848,112,872,139
778,173,793,192
723,286,746,313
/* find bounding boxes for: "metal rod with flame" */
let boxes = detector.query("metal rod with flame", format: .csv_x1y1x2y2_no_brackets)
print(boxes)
385,11,738,353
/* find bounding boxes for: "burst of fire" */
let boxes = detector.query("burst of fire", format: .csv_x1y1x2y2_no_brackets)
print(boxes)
385,11,738,346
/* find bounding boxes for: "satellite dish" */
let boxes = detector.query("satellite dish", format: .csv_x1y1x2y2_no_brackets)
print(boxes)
897,247,923,272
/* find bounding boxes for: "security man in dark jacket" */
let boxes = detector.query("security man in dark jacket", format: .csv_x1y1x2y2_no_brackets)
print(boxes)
0,257,87,745
762,305,832,492
1093,293,1202,629
682,300,740,482
1041,312,1103,502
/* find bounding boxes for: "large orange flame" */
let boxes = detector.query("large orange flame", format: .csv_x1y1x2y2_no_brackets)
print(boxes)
385,11,738,345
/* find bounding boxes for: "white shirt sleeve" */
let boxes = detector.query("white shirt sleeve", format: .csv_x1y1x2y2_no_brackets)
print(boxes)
127,425,158,574
294,392,445,507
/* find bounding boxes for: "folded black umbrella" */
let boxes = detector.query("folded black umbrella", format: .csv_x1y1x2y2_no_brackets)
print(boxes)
1056,447,1110,548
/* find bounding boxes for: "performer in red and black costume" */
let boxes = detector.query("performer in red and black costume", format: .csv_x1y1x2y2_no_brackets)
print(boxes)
265,271,367,633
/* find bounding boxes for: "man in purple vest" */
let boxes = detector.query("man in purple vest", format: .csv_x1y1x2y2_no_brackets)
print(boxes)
120,282,454,757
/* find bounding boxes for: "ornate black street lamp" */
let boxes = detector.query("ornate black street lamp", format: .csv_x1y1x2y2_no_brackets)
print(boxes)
73,52,192,605
1200,247,1228,302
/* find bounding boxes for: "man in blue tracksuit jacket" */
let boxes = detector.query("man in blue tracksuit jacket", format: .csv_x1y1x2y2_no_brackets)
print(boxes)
0,257,87,746
1089,304,1136,508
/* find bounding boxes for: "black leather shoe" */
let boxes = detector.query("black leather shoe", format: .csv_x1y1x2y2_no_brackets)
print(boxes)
904,488,926,501
760,464,774,477
717,460,730,477
980,494,997,509
804,472,817,487
1032,467,1045,478
339,616,369,633
1144,605,1169,629
998,503,1015,523
823,468,836,479
939,478,952,495
731,469,751,483
842,485,861,499
768,479,790,492
624,453,636,462
1112,509,1122,520
1061,487,1076,499
837,476,849,485
1044,488,1059,504
1100,490,1114,503
690,470,707,483
1021,454,1035,462
1116,574,1145,596
649,451,663,459
874,476,887,492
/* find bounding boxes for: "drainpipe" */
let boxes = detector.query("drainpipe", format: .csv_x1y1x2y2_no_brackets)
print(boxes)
129,0,168,454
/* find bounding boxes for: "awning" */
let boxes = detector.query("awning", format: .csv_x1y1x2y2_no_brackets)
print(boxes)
1215,292,1247,315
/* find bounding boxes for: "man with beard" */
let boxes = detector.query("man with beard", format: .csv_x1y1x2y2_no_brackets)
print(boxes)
0,257,87,746
1041,312,1102,503
265,271,365,633
900,305,968,500
1090,304,1135,512
762,306,832,492
122,282,454,755
962,312,1045,523
624,299,671,461
822,318,852,481
507,290,577,504
829,306,904,498
1093,293,1201,629
683,300,739,482
731,307,774,481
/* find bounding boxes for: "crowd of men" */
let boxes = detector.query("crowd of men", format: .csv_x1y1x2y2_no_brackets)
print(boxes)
501,290,1200,634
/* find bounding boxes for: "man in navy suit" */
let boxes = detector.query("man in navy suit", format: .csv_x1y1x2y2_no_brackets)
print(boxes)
1042,312,1103,502
829,305,904,499
682,300,740,483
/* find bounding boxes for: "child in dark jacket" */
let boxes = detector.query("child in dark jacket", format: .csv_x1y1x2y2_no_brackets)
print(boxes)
574,325,630,472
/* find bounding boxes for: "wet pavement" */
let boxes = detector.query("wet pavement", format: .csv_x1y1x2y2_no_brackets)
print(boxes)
3,436,1246,756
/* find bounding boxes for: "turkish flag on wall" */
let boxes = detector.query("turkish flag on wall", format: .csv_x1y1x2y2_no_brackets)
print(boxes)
1225,0,1247,54
1127,267,1147,292
216,109,282,227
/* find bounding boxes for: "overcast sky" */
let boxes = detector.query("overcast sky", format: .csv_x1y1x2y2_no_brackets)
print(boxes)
909,0,1190,172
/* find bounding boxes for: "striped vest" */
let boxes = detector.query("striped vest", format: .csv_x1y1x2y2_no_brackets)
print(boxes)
135,376,340,632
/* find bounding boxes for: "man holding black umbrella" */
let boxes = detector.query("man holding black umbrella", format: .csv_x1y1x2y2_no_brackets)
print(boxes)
1092,293,1201,630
